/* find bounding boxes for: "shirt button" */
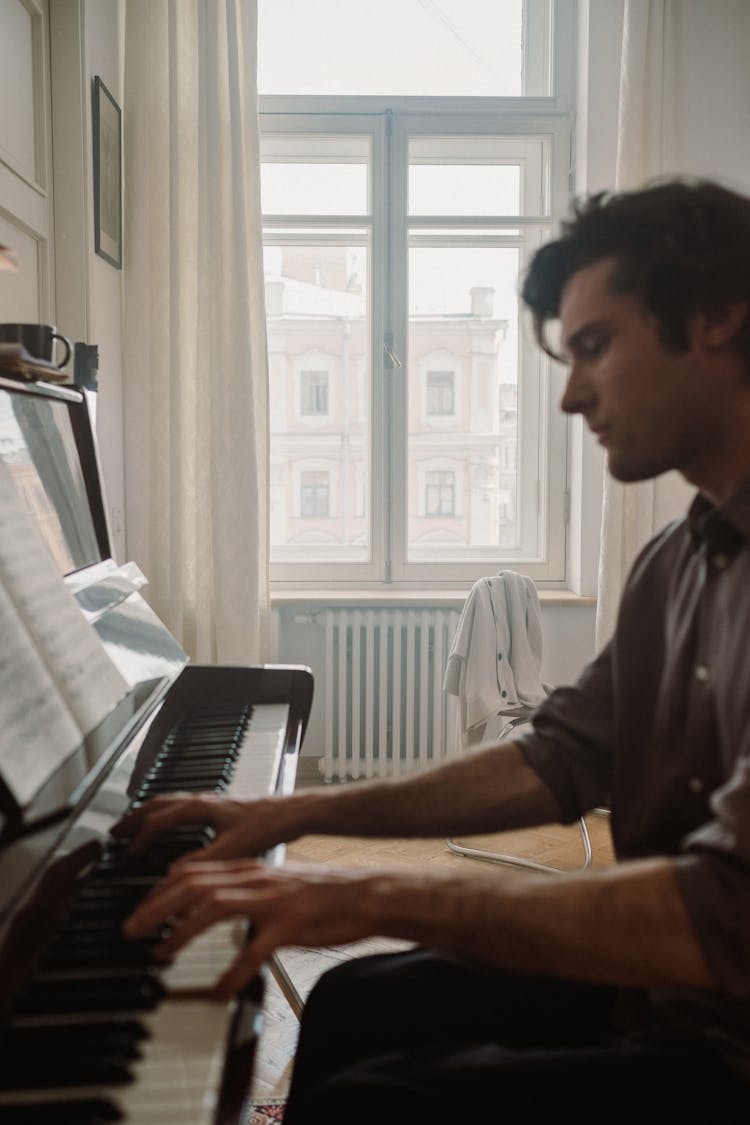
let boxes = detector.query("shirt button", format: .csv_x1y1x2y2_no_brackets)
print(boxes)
688,777,704,794
695,664,711,683
712,553,729,569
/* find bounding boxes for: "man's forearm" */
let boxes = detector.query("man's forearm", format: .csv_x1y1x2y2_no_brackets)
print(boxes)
118,740,566,864
279,740,562,842
363,857,716,991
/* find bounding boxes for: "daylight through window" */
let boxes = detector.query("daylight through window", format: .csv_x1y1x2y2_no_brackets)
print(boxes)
260,0,574,585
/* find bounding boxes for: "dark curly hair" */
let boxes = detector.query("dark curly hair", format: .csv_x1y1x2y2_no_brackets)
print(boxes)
521,178,750,369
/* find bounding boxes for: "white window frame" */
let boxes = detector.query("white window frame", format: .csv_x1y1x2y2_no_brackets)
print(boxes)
261,0,576,589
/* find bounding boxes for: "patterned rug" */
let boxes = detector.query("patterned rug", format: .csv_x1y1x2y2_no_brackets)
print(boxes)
247,1098,286,1124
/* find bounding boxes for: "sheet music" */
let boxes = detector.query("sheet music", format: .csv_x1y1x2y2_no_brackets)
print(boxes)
0,460,129,805
0,576,81,804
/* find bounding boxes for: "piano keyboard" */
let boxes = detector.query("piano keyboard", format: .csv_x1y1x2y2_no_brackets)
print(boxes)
0,701,292,1124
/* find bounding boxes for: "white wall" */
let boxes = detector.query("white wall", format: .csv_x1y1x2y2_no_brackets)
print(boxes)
50,0,126,562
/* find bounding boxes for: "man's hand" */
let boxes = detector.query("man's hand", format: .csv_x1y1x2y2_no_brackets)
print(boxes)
123,858,387,997
112,793,299,864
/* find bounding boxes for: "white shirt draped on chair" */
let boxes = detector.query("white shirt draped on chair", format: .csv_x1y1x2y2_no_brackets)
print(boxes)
444,571,546,751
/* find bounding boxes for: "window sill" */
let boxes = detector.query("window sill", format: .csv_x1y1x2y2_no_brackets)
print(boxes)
270,587,596,609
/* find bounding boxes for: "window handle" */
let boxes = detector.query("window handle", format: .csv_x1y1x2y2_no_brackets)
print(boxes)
383,334,402,369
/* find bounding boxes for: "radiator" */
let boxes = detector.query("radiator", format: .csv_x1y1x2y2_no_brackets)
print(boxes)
321,607,462,781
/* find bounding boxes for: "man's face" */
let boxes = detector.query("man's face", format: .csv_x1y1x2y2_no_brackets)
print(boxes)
558,257,714,486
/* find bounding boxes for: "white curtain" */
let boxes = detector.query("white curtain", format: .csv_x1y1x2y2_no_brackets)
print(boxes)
122,0,269,664
595,0,750,648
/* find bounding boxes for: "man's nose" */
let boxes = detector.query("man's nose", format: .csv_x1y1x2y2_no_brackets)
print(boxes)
559,363,592,415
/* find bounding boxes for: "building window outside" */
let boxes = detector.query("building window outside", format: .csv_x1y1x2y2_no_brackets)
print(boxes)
300,370,329,416
300,470,330,518
259,0,574,585
426,371,454,416
425,470,455,517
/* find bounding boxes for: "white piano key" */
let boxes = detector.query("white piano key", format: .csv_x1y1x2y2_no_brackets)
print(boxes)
226,702,290,799
113,997,252,1123
0,999,247,1124
160,919,247,993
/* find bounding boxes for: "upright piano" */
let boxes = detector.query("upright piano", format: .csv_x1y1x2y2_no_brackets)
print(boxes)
0,374,313,1123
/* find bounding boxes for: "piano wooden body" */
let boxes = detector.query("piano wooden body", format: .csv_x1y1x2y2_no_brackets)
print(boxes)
0,375,313,1123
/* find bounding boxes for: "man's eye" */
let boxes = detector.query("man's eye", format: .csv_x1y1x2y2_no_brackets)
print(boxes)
580,336,606,358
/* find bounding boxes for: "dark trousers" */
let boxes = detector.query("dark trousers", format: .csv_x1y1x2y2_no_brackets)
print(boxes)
281,948,748,1123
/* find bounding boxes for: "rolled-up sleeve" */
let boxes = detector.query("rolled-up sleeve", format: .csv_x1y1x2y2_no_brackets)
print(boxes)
674,753,750,997
515,643,615,823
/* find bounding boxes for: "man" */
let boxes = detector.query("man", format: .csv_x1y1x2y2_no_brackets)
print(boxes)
121,179,750,1120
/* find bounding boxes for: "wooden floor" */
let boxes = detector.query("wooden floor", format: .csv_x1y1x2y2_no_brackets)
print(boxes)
248,812,615,1104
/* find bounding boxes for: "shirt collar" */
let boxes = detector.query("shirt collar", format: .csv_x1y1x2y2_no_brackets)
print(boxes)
688,477,750,552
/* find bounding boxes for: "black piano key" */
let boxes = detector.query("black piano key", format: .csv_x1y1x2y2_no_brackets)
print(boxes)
0,1097,124,1123
153,749,239,767
4,1018,149,1047
47,918,151,939
14,972,167,1015
98,845,191,866
165,725,245,740
43,926,154,946
135,778,231,798
131,826,214,847
94,854,193,877
163,732,244,747
151,747,237,765
136,779,226,795
0,1027,144,1091
138,773,231,789
141,764,233,784
98,838,211,867
154,754,234,770
83,873,162,891
38,945,155,971
39,941,153,963
0,1052,135,1089
32,959,170,984
62,894,149,917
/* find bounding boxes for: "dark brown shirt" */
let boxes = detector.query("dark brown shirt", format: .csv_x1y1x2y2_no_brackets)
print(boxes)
518,480,750,1076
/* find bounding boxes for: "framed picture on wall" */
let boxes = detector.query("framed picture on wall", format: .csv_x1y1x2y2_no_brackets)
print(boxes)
92,76,122,269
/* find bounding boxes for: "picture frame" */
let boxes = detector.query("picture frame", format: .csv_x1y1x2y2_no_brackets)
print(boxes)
92,76,122,269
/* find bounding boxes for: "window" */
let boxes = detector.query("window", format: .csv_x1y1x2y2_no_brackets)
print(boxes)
260,0,574,586
425,470,456,517
300,470,330,518
426,371,455,416
300,370,329,417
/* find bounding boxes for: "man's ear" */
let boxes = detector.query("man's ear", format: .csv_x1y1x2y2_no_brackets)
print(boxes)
692,300,749,350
